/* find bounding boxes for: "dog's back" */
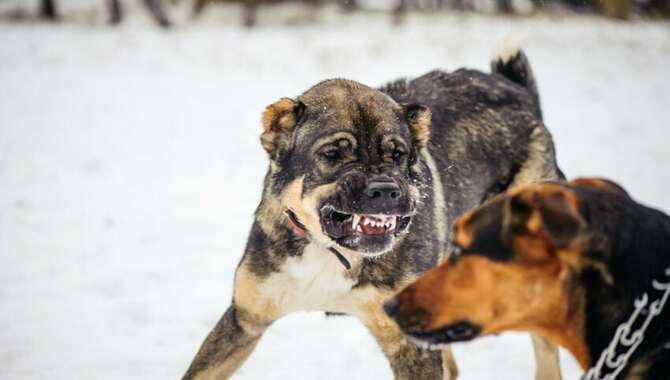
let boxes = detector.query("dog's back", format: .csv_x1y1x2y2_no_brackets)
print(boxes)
381,48,561,258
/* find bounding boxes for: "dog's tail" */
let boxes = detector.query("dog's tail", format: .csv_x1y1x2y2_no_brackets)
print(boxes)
491,37,542,118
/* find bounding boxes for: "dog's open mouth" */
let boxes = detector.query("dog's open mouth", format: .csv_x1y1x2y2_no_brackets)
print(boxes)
405,322,481,350
320,205,412,255
348,213,399,235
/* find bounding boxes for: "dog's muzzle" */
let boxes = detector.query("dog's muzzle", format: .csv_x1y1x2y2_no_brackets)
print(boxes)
319,173,415,256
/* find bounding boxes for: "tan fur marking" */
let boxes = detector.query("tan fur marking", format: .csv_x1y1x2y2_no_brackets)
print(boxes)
441,348,459,380
255,191,284,240
358,288,458,380
280,176,337,247
421,149,448,255
234,262,281,323
531,335,563,380
360,291,406,357
510,127,560,188
262,97,298,133
192,338,262,380
571,177,629,198
260,97,301,155
453,211,474,248
408,106,431,148
311,131,358,154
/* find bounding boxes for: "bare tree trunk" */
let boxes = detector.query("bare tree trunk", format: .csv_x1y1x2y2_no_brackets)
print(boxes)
339,0,357,12
40,0,58,20
393,0,408,25
243,0,258,27
192,0,210,16
108,0,123,25
453,0,468,11
600,0,631,19
499,0,514,14
143,0,171,27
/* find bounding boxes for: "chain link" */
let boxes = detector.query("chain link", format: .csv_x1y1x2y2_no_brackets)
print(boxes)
583,267,670,380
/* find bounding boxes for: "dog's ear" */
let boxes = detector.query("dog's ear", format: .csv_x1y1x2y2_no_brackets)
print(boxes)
535,191,584,247
260,97,305,159
403,104,431,149
504,187,584,249
570,177,630,199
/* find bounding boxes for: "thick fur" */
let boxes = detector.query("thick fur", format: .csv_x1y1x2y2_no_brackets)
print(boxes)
183,50,564,380
387,179,670,380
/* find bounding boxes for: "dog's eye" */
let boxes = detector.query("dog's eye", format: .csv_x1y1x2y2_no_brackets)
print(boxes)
321,148,342,162
392,149,405,161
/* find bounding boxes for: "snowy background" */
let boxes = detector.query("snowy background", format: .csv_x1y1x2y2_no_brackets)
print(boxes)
1,2,669,379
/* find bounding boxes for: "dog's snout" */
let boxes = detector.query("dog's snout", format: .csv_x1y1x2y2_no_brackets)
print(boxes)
365,180,402,202
383,297,401,318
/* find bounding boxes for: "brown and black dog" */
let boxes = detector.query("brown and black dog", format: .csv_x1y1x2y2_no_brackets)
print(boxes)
183,47,566,380
385,178,670,380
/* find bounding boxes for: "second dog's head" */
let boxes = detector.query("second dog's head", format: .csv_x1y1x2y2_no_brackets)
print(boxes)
259,79,430,257
384,178,635,364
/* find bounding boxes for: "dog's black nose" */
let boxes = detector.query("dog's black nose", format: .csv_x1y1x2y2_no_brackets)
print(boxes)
383,298,400,318
365,180,402,202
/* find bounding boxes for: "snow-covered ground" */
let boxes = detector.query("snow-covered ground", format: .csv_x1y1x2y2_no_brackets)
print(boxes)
1,3,669,379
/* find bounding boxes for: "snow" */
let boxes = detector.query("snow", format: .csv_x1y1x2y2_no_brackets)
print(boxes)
1,3,669,379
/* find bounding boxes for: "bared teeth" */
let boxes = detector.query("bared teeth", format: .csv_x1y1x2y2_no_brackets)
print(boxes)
354,214,397,234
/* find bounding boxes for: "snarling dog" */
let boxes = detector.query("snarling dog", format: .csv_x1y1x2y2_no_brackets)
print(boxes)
385,178,670,380
183,47,565,380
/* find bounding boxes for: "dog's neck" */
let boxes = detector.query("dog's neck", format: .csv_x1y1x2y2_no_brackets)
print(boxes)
573,198,670,378
580,265,670,379
535,250,670,377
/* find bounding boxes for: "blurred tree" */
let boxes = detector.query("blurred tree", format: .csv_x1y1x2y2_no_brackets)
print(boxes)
35,0,170,26
600,0,632,18
143,0,171,26
108,0,123,24
17,0,669,27
39,0,58,20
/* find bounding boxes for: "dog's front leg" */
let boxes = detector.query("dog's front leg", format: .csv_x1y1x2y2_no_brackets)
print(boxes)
182,305,269,380
371,322,453,379
531,334,562,380
183,261,279,380
361,301,455,380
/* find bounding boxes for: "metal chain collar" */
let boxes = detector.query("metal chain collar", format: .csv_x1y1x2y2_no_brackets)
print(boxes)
583,267,670,380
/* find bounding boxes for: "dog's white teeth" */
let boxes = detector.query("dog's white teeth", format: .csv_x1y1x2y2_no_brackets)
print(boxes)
352,214,361,229
356,224,363,232
356,215,398,232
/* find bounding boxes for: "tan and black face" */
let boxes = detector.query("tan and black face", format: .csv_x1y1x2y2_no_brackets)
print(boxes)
260,79,431,257
384,181,592,349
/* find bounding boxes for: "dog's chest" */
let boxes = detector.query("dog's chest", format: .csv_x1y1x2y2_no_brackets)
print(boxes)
262,243,363,314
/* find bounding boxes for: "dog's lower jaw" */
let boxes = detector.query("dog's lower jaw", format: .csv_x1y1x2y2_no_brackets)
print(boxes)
332,228,413,261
